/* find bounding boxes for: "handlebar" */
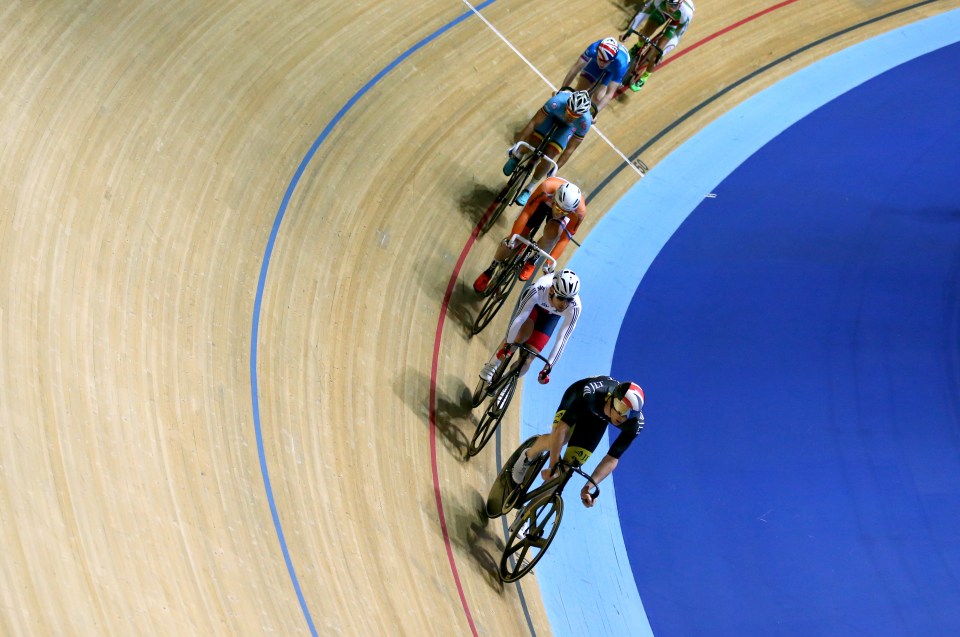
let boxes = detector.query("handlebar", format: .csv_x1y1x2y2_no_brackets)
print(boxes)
515,140,559,178
508,234,557,272
505,342,552,368
623,31,665,59
555,459,600,499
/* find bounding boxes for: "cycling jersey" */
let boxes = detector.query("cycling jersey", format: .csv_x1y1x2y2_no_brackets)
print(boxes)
506,274,581,368
534,90,592,151
508,176,585,261
579,39,631,85
555,376,644,459
629,0,694,57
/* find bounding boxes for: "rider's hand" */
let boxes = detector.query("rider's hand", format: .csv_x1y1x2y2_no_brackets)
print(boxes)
542,260,555,275
540,466,554,481
580,484,596,508
496,343,512,360
538,367,551,384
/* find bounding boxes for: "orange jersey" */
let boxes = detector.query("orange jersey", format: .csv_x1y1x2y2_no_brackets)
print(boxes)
509,177,586,260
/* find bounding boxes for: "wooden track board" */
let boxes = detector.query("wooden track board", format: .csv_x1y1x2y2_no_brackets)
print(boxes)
1,1,956,635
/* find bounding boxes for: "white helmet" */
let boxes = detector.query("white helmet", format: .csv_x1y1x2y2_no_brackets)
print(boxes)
551,269,580,300
554,182,582,212
567,90,592,116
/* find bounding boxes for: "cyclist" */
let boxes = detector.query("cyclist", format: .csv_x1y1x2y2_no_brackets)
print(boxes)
559,37,630,113
477,270,582,387
473,177,585,291
503,90,592,206
620,0,694,91
510,377,645,508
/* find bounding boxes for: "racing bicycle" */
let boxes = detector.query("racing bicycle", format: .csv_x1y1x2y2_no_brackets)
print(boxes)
467,344,551,457
485,436,600,582
615,29,666,99
479,128,560,234
471,234,556,336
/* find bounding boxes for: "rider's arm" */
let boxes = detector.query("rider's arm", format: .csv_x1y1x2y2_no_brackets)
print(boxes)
581,454,618,507
504,283,541,343
516,107,549,144
557,134,584,168
545,419,571,477
589,454,618,485
560,56,588,89
626,3,653,35
546,208,582,261
592,84,614,112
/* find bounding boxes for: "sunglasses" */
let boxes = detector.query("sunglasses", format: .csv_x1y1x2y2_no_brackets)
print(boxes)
611,397,634,418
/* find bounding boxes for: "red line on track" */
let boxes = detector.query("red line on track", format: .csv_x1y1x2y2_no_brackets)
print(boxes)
428,1,802,631
662,0,803,68
430,220,484,637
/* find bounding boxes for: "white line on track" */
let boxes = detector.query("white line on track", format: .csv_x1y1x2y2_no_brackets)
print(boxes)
459,0,645,177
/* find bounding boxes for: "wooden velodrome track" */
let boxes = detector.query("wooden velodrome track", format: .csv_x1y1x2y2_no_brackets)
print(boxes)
2,1,956,635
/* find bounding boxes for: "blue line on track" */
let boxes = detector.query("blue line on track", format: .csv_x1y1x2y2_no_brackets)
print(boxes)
248,2,497,635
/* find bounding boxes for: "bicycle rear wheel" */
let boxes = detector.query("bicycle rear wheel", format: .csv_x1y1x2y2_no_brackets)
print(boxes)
485,435,540,518
467,372,518,457
499,493,564,582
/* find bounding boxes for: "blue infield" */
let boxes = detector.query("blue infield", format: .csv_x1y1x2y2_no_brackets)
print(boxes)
519,9,960,637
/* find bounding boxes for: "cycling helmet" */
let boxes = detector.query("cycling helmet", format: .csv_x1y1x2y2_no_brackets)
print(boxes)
551,269,580,299
596,37,619,66
566,90,591,116
612,381,645,416
554,182,582,212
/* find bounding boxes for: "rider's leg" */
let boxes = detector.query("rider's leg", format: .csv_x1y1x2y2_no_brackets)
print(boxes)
474,213,533,292
537,220,562,255
512,421,571,482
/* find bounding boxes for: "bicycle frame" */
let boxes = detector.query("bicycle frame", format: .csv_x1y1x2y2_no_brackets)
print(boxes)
511,459,599,513
480,122,561,234
470,234,557,335
513,139,559,179
507,233,557,273
467,343,552,457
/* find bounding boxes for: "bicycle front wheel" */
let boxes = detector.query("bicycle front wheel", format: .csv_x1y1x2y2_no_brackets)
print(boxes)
481,164,533,234
471,263,521,335
499,493,564,582
467,372,519,457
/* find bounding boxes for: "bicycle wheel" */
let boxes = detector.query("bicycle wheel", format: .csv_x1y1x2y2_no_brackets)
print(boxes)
503,449,548,512
470,378,487,409
480,164,533,234
486,435,540,518
499,492,564,582
467,372,518,457
470,256,523,335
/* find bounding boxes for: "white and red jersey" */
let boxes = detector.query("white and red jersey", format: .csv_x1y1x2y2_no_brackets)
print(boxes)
506,274,582,368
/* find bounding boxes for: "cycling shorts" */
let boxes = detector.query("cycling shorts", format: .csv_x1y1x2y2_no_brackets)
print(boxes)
524,305,561,352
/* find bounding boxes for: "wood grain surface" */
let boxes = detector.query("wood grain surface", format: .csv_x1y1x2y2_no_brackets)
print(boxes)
2,1,955,635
